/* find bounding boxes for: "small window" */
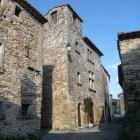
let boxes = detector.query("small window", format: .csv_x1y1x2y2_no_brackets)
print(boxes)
89,71,95,90
25,46,31,58
75,42,80,54
73,14,77,24
0,43,4,73
137,71,140,80
15,6,22,17
87,49,90,60
21,104,30,115
0,101,6,120
77,72,81,84
51,11,57,23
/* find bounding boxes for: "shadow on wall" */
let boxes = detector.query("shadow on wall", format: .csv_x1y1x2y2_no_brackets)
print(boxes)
19,69,39,120
0,67,41,135
118,44,140,113
41,65,54,130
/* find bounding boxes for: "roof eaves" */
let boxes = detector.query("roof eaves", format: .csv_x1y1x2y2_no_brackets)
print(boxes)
83,37,103,57
118,30,140,40
45,4,83,22
15,0,47,24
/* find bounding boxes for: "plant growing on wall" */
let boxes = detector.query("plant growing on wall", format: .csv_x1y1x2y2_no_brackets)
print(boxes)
84,98,93,122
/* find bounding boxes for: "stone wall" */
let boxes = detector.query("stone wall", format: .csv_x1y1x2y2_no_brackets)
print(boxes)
118,94,125,116
0,0,43,136
0,1,110,134
118,36,140,112
43,6,72,129
43,5,109,129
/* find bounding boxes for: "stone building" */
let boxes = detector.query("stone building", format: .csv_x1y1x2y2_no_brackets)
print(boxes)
112,99,120,114
118,93,125,116
0,0,110,136
118,31,140,113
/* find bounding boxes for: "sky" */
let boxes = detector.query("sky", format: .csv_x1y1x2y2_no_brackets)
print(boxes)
28,0,140,98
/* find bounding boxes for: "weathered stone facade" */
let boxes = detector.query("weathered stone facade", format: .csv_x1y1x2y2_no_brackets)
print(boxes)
43,5,110,129
118,31,140,113
118,30,140,140
0,0,45,136
118,93,125,116
0,0,110,136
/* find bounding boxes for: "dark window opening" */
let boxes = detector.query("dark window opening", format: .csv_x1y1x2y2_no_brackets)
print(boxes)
51,11,57,23
25,46,31,58
76,42,78,46
73,14,77,24
21,104,29,115
137,71,140,80
15,6,22,17
0,101,6,120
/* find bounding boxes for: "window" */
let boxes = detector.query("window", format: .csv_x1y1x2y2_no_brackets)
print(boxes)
51,11,57,23
25,46,31,58
21,104,30,115
89,71,95,91
77,72,81,84
87,49,94,64
137,71,140,80
75,42,80,54
15,6,22,17
73,14,77,24
0,43,4,73
0,101,6,120
87,49,90,60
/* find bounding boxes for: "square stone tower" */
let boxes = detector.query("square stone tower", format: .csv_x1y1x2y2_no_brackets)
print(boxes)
43,4,109,129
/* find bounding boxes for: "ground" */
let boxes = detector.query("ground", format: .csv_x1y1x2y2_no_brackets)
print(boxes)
41,117,123,140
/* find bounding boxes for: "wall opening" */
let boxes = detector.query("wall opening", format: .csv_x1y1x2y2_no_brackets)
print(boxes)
78,103,82,127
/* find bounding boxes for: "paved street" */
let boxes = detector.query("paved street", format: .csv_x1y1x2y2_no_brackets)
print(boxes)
41,119,122,140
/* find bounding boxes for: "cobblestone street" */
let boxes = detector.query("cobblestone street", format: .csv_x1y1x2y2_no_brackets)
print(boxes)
41,118,122,140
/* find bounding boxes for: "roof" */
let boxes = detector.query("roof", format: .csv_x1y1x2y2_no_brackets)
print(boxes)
15,0,47,24
45,4,83,22
83,37,103,56
101,65,110,80
118,30,140,40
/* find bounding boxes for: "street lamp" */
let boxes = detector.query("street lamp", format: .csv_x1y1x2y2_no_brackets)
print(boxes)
67,43,72,53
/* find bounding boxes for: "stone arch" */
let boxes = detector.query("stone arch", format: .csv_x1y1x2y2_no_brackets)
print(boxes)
77,103,82,127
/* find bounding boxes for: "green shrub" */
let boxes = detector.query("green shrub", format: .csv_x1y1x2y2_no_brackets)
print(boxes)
119,113,139,140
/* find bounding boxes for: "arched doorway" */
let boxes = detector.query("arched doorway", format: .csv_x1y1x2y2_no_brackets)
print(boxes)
78,103,82,127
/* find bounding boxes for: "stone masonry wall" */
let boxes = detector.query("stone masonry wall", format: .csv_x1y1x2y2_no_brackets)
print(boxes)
0,0,43,136
66,7,106,125
43,6,72,129
43,5,108,129
119,38,140,111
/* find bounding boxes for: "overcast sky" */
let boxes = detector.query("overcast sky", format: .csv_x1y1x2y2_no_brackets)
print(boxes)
28,0,140,98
